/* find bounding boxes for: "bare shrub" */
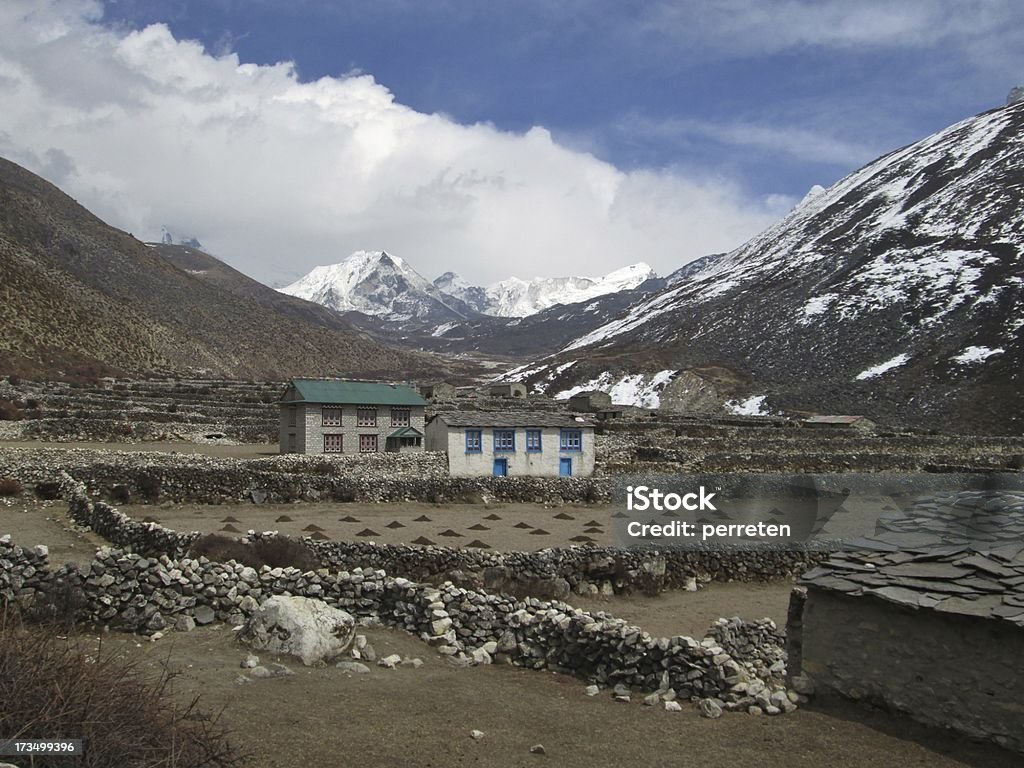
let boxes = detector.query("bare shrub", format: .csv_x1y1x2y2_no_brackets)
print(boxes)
189,534,255,566
251,536,320,572
0,478,22,497
109,484,132,504
0,609,244,767
188,534,320,572
34,481,63,500
0,399,22,421
137,473,162,503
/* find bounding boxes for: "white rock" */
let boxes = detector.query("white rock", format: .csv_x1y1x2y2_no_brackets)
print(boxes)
470,730,485,741
663,700,683,712
378,654,402,669
239,595,355,666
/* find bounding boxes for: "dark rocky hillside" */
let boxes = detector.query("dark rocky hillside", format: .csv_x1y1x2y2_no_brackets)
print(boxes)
518,101,1024,434
0,158,444,380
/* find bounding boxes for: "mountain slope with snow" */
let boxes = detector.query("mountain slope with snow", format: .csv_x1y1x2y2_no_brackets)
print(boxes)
515,99,1024,433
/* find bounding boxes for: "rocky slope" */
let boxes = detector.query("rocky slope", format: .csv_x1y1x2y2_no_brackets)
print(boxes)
513,100,1024,434
0,158,442,380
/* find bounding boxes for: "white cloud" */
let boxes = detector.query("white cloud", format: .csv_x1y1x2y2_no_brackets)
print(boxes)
0,0,784,286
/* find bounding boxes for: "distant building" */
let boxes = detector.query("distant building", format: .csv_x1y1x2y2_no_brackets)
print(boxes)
567,390,613,412
803,415,876,432
419,382,456,402
489,382,528,399
426,412,596,477
279,378,426,455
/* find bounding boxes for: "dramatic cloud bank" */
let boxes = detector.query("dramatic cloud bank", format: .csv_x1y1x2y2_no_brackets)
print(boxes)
0,0,790,285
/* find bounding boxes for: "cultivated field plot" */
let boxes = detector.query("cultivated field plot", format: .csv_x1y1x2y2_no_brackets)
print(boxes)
119,501,619,551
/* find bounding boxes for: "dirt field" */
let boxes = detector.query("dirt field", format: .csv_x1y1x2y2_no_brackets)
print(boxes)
96,624,1017,768
122,500,620,552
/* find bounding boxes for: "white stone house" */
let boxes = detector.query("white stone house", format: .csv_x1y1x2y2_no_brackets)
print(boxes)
425,412,596,477
279,379,426,455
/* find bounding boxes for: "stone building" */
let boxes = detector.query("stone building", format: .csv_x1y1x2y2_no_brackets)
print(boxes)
418,382,456,402
788,489,1024,754
802,415,876,432
278,379,426,455
425,411,595,477
488,382,528,399
566,390,612,412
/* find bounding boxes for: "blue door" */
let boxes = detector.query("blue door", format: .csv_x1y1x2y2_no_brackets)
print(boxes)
559,458,572,476
493,458,508,477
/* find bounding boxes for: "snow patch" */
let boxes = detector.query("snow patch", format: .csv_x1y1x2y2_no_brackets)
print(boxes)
952,346,1005,364
553,370,675,408
855,353,910,380
725,395,770,416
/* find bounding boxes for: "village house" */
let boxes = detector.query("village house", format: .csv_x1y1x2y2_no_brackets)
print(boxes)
425,412,595,477
803,415,877,432
488,382,528,399
278,379,426,455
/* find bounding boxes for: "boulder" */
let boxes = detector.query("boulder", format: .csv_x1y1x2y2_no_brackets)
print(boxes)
239,595,355,666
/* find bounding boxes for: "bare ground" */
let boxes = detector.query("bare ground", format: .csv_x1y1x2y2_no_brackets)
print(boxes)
99,624,1018,768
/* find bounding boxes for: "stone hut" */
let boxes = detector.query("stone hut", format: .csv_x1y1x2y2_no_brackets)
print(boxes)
489,382,528,399
419,382,456,402
788,489,1024,755
803,415,876,432
566,390,613,412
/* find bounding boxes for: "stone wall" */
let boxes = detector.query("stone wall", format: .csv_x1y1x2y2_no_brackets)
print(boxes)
789,586,1024,754
301,537,830,595
0,448,607,504
0,533,798,714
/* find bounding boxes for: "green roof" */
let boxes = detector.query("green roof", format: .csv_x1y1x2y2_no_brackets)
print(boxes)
388,426,424,439
281,379,425,406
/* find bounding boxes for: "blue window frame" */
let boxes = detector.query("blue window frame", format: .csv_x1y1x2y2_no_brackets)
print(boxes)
465,430,482,453
560,429,582,451
525,429,542,452
493,429,516,451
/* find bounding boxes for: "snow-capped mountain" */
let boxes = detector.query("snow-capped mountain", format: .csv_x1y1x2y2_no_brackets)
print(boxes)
283,252,659,324
278,250,475,323
512,98,1024,433
433,262,658,317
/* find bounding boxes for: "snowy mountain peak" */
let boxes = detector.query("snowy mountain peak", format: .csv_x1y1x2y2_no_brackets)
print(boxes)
279,250,473,322
482,262,658,317
284,254,660,322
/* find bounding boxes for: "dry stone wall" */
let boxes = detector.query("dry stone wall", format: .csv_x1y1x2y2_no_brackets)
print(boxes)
0,534,797,714
0,448,607,504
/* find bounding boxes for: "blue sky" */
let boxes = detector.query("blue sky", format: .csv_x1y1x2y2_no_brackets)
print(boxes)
1,1,1022,284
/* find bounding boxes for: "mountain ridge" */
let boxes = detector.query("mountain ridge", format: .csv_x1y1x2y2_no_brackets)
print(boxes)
509,101,1024,433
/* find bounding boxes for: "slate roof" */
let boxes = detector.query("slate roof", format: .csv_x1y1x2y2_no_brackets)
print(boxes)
431,411,594,428
281,379,425,406
801,490,1024,627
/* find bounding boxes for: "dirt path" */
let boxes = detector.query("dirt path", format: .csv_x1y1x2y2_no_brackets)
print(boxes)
107,625,1015,768
0,498,104,564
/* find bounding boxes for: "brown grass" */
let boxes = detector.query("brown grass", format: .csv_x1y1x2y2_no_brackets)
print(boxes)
0,609,244,767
